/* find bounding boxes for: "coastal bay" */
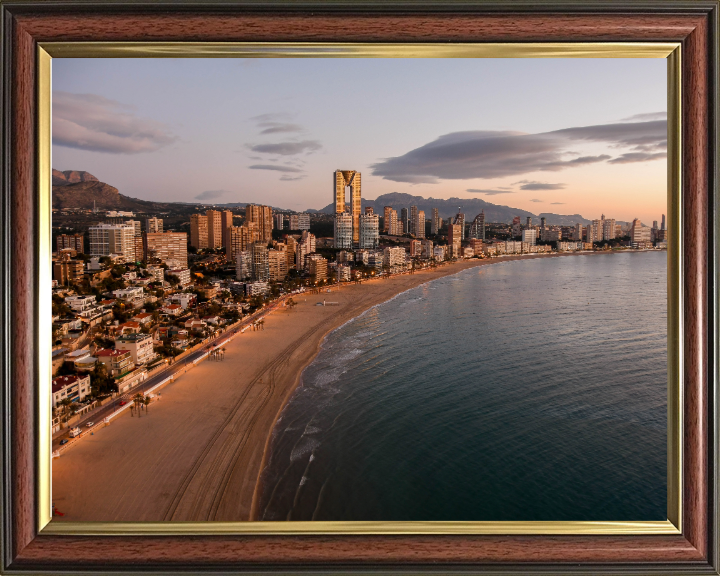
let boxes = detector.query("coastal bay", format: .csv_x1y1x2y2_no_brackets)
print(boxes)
52,251,639,522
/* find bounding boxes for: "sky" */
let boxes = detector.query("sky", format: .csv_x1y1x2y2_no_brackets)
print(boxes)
52,58,667,224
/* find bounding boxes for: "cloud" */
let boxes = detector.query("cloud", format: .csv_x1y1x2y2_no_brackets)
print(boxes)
248,164,304,173
620,111,667,122
608,152,667,164
466,188,514,196
529,199,543,203
259,123,303,135
249,140,322,156
518,181,565,191
279,175,306,181
52,91,177,154
194,190,230,201
371,119,666,183
551,202,565,205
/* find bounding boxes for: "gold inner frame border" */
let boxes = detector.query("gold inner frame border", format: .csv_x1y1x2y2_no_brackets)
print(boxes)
37,41,682,536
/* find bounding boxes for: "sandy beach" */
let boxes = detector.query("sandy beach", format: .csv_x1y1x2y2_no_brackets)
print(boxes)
51,252,603,522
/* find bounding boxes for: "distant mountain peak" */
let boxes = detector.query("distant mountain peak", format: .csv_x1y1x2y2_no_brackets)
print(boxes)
52,169,99,186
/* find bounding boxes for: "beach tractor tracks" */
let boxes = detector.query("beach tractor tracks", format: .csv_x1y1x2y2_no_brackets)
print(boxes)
206,311,344,521
162,311,340,521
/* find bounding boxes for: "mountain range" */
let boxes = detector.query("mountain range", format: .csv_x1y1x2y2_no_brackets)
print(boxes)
52,170,595,226
312,192,592,226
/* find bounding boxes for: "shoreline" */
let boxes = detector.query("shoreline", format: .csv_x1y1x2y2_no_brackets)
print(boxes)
248,250,628,519
51,250,651,522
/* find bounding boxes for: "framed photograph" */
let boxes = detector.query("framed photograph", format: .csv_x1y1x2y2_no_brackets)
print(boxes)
1,1,717,574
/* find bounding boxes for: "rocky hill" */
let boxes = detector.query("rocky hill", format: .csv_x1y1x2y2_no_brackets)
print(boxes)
52,170,171,212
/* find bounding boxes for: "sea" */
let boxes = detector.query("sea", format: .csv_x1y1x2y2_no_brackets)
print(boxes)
256,252,667,521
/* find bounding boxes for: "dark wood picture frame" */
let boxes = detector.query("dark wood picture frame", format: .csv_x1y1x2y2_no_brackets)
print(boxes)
1,1,718,573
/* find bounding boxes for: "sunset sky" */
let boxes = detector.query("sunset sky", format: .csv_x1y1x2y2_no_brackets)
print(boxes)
52,57,667,224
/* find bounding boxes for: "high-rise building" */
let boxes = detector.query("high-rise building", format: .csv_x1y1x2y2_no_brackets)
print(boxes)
89,224,136,262
205,210,224,249
469,211,485,240
235,251,252,281
53,254,84,285
540,217,546,228
401,208,409,234
143,232,188,268
125,220,143,263
512,216,522,238
334,212,353,249
190,214,208,249
526,216,532,228
522,229,537,245
430,208,440,235
268,248,288,281
573,222,583,241
286,236,297,270
56,233,84,254
653,220,658,230
274,213,285,230
630,218,652,246
334,170,362,243
146,217,163,234
251,242,269,281
383,246,406,274
448,223,462,257
246,204,274,242
453,213,465,240
226,224,259,261
307,254,327,282
383,206,393,234
359,213,380,249
416,210,426,239
365,206,374,215
410,239,422,257
410,206,418,236
661,214,666,230
602,218,617,240
585,223,598,244
220,210,234,248
288,213,310,231
296,231,316,269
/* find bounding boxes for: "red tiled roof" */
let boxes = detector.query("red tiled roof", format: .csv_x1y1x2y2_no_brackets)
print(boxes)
51,374,83,393
95,349,129,357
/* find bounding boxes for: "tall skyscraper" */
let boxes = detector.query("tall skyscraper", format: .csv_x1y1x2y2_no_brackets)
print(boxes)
190,213,208,249
653,220,658,230
383,206,393,234
246,204,274,242
430,208,440,235
526,216,532,228
602,218,617,240
251,242,269,281
143,232,188,268
416,210,426,239
206,210,223,249
540,217,546,228
359,213,380,249
334,212,353,249
661,214,666,230
448,223,461,257
410,206,418,236
146,217,163,234
334,170,362,243
220,210,234,248
274,213,285,230
236,251,252,280
453,212,466,240
401,208,409,234
469,211,485,240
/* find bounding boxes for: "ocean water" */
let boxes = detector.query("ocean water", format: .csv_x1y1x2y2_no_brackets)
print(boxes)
257,252,667,521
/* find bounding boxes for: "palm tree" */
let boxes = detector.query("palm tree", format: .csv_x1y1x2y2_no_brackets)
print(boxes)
133,393,144,416
143,396,151,414
258,319,265,331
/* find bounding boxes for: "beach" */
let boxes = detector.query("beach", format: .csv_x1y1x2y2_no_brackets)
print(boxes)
51,252,610,522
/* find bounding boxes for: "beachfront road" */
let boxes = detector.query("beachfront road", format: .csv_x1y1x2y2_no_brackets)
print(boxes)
51,302,284,450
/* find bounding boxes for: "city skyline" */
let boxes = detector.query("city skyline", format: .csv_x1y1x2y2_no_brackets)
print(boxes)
52,58,666,224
